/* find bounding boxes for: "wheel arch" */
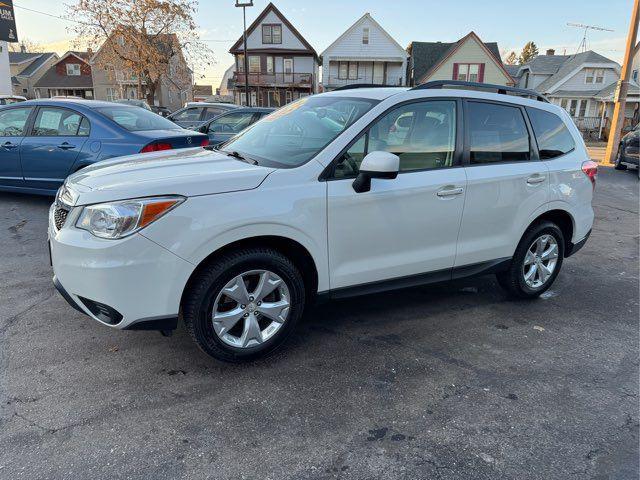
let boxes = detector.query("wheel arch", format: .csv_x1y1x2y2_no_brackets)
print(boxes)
524,208,575,256
180,235,320,310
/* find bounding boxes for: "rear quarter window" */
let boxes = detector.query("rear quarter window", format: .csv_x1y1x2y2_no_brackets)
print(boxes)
526,107,576,159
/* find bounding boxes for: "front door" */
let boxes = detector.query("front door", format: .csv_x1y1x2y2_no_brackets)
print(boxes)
283,58,293,83
455,100,549,267
21,106,89,191
327,99,466,289
373,62,385,84
0,106,33,188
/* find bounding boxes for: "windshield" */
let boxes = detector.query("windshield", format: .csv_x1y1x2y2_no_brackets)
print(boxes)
96,106,181,131
220,96,379,167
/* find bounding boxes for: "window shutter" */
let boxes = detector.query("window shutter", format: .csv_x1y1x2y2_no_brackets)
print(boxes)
452,63,459,80
478,63,485,83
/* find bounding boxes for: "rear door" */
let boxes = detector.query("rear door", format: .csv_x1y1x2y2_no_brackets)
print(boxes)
0,106,33,188
21,106,89,191
455,100,549,268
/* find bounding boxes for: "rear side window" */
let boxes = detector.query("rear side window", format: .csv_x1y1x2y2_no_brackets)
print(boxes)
0,107,32,136
526,107,576,159
467,102,530,164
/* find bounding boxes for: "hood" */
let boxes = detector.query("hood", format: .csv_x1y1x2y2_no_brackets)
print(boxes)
66,147,274,205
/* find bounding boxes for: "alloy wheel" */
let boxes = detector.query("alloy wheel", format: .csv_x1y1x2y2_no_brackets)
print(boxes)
522,234,559,289
212,270,290,348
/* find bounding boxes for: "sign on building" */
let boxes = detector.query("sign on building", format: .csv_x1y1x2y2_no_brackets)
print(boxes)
0,1,18,43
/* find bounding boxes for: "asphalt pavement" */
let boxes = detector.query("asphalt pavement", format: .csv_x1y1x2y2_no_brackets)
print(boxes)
0,167,638,479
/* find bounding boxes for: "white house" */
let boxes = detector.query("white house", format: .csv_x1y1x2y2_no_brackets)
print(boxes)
229,2,319,107
513,49,639,138
320,13,407,90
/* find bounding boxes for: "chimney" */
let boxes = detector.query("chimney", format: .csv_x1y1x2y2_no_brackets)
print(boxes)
546,48,555,56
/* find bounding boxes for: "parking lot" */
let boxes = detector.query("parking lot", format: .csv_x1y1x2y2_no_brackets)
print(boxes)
0,167,637,479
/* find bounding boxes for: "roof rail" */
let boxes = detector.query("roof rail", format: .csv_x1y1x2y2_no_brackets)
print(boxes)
410,80,549,103
332,84,396,91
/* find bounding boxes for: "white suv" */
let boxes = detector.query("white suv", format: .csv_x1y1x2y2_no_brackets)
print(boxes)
49,83,596,362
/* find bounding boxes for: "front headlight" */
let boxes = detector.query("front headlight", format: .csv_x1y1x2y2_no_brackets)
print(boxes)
76,196,185,239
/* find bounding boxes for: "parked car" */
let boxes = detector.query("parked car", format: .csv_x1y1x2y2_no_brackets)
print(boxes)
198,107,274,147
168,102,239,130
114,99,152,111
50,82,595,362
0,99,208,195
0,95,27,105
614,123,639,171
151,105,172,117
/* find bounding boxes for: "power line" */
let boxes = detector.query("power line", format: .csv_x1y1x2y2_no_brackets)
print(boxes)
13,2,85,25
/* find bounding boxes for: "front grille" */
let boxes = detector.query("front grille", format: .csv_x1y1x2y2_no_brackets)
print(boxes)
53,206,69,231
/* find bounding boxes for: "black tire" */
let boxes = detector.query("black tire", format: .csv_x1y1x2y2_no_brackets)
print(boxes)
614,145,627,170
496,221,565,299
182,248,305,362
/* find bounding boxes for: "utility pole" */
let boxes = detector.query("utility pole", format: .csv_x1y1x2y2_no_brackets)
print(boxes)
236,1,253,106
604,0,639,165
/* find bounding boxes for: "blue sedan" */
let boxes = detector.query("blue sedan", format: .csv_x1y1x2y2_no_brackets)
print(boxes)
0,99,209,195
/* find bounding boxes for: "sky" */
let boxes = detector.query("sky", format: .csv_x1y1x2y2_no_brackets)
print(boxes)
10,0,635,89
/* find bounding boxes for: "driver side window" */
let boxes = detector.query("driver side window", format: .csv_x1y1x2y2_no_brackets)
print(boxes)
333,100,457,179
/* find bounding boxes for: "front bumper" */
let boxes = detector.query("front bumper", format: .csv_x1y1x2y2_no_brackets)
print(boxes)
49,205,194,330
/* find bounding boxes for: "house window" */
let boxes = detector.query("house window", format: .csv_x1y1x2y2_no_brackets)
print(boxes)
262,24,282,44
585,68,605,84
633,69,638,82
106,88,118,102
338,62,348,80
237,54,245,72
66,64,81,76
560,98,568,111
578,100,587,117
266,56,274,74
455,63,481,82
248,56,260,73
348,62,358,80
362,28,369,45
569,99,578,117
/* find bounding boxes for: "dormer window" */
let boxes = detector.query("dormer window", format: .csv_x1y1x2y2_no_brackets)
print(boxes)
262,24,282,44
66,64,81,76
585,68,605,84
362,28,369,45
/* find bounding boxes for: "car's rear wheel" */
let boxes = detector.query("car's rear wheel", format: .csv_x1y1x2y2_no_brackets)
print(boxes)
614,145,627,170
497,221,564,299
183,248,305,362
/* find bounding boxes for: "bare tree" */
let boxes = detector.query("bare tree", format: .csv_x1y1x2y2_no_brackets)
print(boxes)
66,0,214,105
505,51,518,65
9,38,44,53
518,41,539,65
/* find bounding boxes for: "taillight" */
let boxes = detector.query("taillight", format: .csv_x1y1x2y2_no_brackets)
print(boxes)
140,142,173,153
581,160,598,189
200,138,209,147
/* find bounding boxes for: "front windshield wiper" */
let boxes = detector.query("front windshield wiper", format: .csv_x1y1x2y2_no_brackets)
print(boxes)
222,150,258,165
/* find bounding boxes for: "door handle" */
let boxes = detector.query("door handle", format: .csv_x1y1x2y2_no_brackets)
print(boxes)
2,141,18,149
57,142,76,150
526,174,546,185
437,186,464,197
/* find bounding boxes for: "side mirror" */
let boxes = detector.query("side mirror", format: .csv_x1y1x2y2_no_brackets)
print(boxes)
352,151,399,193
198,125,208,134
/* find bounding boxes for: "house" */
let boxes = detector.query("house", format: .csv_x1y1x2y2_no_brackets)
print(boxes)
193,84,213,102
229,2,319,107
320,13,407,90
513,49,639,138
9,49,59,98
90,33,193,111
218,64,236,97
34,51,94,99
407,32,513,86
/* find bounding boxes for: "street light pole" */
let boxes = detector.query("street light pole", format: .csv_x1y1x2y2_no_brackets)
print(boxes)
236,1,253,106
604,0,639,164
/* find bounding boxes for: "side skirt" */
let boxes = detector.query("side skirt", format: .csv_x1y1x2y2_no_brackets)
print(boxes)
317,258,512,302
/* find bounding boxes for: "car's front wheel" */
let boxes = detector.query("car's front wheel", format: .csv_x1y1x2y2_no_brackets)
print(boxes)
183,248,305,362
497,221,565,299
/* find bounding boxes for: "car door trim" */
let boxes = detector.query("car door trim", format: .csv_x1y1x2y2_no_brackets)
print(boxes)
317,257,511,300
